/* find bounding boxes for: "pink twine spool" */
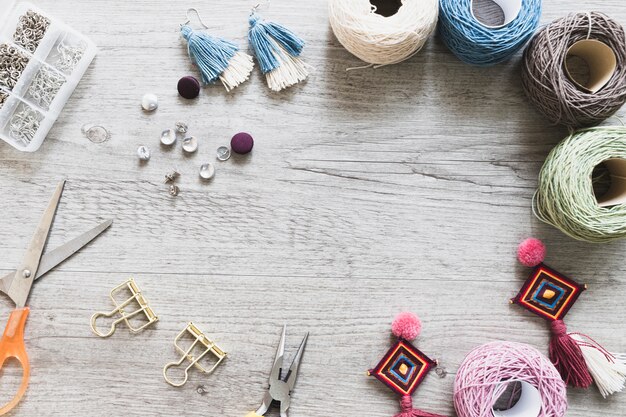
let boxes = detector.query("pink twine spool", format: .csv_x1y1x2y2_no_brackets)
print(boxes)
454,342,567,417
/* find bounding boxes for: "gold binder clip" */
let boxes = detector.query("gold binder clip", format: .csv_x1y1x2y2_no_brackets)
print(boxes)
163,322,227,387
90,278,158,337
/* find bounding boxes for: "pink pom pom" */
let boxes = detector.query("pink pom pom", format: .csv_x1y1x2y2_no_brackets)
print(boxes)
517,238,546,267
392,312,422,341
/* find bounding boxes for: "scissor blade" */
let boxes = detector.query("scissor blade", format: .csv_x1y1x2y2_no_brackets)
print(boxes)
35,219,113,280
0,219,113,296
9,181,65,308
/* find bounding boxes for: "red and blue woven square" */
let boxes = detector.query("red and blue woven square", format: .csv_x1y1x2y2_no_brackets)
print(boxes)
370,340,435,396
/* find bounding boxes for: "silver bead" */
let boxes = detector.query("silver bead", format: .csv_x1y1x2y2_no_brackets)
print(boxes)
142,93,158,111
160,128,176,145
169,184,179,196
182,136,198,153
137,145,151,161
216,146,231,161
199,163,215,180
175,121,188,134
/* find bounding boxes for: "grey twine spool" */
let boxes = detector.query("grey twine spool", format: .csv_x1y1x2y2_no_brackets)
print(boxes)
522,12,626,128
534,126,626,243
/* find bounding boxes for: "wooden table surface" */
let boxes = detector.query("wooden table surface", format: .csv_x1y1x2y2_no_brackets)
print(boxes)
0,0,625,415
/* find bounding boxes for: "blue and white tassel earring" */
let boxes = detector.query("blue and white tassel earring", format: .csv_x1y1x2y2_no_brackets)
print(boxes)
248,3,309,92
180,8,254,92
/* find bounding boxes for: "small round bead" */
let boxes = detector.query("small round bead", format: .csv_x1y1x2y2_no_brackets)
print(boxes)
230,132,254,154
199,163,215,180
175,121,188,134
177,76,200,99
141,93,158,111
137,145,151,161
161,129,176,146
182,136,198,153
216,146,231,161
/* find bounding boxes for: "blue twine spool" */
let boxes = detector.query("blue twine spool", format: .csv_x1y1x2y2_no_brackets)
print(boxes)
439,0,541,66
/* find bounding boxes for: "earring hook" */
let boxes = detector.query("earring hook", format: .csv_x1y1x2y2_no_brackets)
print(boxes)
251,0,270,14
184,8,209,28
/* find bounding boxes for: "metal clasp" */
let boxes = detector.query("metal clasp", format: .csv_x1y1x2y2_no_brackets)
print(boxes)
163,322,227,387
90,278,158,337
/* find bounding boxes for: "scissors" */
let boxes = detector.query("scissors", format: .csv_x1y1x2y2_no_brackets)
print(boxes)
0,180,112,414
245,325,308,417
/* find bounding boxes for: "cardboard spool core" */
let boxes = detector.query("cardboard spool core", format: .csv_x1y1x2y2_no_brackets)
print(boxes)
565,39,617,94
471,0,522,28
370,0,403,17
595,159,626,207
492,381,542,417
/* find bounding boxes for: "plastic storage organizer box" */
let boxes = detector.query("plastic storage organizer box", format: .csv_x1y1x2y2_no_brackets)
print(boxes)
0,2,96,152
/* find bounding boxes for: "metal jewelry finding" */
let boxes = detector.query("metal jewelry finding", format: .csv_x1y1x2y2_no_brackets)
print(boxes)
169,184,180,196
81,124,111,143
165,170,180,183
0,43,30,90
13,10,50,53
9,105,42,145
55,42,85,73
27,65,66,108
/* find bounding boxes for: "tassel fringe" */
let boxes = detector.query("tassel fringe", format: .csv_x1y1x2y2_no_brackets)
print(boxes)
265,44,308,92
392,396,447,417
572,334,626,397
549,320,593,388
248,13,308,91
219,51,254,92
181,25,253,91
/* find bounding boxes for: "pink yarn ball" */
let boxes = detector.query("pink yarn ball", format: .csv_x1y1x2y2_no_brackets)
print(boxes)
454,341,567,417
391,312,422,341
517,238,546,267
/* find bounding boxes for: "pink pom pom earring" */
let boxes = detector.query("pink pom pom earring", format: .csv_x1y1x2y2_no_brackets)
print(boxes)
512,238,626,397
368,312,447,417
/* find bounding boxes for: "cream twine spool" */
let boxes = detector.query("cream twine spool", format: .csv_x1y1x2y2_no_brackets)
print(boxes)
328,0,438,67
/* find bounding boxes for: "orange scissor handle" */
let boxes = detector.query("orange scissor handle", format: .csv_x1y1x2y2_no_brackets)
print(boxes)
0,308,30,415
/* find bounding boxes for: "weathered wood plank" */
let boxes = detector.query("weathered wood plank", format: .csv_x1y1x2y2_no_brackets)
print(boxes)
0,0,624,415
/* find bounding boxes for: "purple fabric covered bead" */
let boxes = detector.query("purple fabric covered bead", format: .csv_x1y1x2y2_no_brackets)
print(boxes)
231,132,254,154
177,76,200,99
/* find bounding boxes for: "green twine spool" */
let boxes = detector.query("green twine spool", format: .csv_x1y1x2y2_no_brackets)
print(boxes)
534,126,626,243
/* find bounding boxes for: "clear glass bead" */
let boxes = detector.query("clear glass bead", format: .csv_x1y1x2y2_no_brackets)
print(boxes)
175,121,188,134
199,163,215,180
216,146,231,161
160,128,176,145
137,145,150,161
182,136,198,153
